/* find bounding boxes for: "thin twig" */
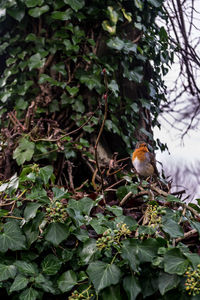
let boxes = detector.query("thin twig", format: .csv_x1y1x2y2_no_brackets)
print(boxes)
30,110,97,142
175,229,198,243
119,191,133,206
94,70,108,203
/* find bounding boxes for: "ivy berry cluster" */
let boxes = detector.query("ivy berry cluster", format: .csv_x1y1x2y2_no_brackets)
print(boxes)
69,287,93,300
96,223,131,250
46,201,68,223
147,205,166,228
185,265,200,296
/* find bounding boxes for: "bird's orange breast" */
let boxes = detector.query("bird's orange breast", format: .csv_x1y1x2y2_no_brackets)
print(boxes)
132,146,149,162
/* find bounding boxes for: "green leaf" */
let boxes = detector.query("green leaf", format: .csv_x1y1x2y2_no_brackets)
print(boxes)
26,187,50,203
107,37,124,51
123,65,143,83
28,5,49,18
7,7,25,21
0,91,11,103
102,21,116,35
134,0,144,10
0,264,16,281
15,261,38,276
87,261,121,292
162,218,184,238
10,274,29,293
51,9,72,21
0,221,26,252
45,223,69,246
123,276,141,300
25,0,44,8
57,270,77,293
121,240,140,271
79,74,102,91
158,272,180,295
163,248,189,275
24,203,41,222
101,285,121,300
52,186,69,201
79,239,97,265
166,195,181,203
39,165,53,185
108,80,119,97
66,86,79,96
64,0,85,12
34,274,56,293
184,252,200,269
13,138,35,165
28,53,45,71
17,81,34,96
0,209,9,217
116,185,137,201
122,238,159,268
106,205,123,217
19,287,39,300
147,0,162,7
41,254,62,275
67,197,95,216
72,99,85,113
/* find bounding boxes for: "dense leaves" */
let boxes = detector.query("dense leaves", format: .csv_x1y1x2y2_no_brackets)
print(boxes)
0,0,199,299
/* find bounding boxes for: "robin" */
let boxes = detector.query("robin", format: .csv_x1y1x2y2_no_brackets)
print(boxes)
132,141,159,178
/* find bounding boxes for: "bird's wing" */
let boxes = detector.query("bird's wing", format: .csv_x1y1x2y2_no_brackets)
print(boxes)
147,152,159,176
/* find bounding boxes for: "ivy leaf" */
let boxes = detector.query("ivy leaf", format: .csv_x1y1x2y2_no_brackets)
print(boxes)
39,165,53,185
64,0,85,12
162,218,184,238
10,274,29,293
34,274,56,293
41,254,62,275
57,270,77,293
102,20,116,35
147,0,162,7
79,74,102,91
79,239,97,265
45,223,69,246
51,9,72,21
163,248,189,275
134,0,144,10
15,261,38,276
107,37,124,51
28,53,45,71
123,65,143,83
87,261,121,292
19,287,39,300
158,272,180,295
25,0,44,8
24,203,41,222
123,276,141,300
121,240,140,272
0,221,26,253
0,264,17,281
108,80,119,97
101,285,121,300
7,7,25,21
13,138,35,165
67,197,95,217
26,187,50,203
28,5,49,18
66,86,79,96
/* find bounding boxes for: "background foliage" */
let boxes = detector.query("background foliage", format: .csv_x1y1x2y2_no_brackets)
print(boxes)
0,0,199,299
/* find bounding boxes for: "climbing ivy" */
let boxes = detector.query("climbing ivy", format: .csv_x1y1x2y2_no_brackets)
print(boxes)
0,0,171,169
0,1,196,300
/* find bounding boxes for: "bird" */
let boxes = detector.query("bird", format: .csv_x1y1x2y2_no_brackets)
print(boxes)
132,141,159,179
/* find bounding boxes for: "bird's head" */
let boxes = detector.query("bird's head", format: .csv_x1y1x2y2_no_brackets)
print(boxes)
135,141,149,152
